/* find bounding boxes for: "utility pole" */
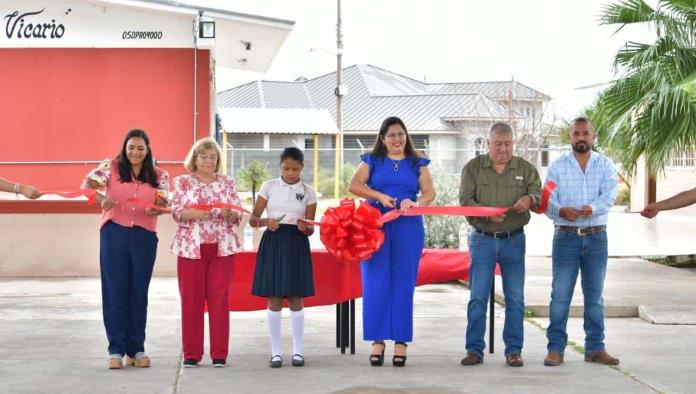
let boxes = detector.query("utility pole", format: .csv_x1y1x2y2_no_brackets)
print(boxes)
334,0,344,199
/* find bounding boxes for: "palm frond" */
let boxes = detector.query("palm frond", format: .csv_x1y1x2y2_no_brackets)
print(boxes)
600,0,656,26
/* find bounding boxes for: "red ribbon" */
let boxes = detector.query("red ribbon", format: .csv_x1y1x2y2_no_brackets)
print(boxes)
40,189,97,204
33,188,251,216
533,181,556,214
188,203,251,214
377,205,509,225
313,181,557,261
120,200,251,215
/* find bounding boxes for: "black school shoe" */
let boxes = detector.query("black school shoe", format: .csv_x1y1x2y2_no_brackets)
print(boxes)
269,355,282,368
183,359,199,368
212,359,226,368
291,354,305,367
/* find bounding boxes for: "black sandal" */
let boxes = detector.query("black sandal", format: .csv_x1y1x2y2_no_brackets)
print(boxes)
393,341,408,367
369,341,385,366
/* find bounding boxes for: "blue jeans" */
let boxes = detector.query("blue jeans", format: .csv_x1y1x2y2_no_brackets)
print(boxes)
465,230,526,357
547,229,608,353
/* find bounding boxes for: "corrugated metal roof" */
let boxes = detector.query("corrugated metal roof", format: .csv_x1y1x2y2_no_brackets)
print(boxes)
428,81,550,100
358,64,428,96
218,81,262,108
217,64,547,132
343,94,515,131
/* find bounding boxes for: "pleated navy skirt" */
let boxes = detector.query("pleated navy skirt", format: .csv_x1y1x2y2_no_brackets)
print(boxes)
252,224,315,297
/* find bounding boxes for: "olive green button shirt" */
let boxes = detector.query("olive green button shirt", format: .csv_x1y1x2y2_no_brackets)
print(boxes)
458,155,542,232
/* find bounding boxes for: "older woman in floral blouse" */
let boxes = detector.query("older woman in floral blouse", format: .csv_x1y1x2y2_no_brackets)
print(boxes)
170,137,242,368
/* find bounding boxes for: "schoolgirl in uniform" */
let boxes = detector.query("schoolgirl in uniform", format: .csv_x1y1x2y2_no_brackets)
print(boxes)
250,147,317,368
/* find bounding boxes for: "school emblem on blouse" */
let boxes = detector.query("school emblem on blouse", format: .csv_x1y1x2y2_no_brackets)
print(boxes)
295,192,305,201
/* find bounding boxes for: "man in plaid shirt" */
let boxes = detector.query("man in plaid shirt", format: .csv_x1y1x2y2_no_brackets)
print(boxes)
543,117,619,367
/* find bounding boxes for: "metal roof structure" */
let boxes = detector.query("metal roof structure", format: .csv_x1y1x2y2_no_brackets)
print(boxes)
217,64,551,133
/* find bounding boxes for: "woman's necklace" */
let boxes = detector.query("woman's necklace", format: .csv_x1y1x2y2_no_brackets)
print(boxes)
388,157,402,172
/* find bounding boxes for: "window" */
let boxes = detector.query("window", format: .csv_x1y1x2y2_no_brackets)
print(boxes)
474,137,485,156
410,135,429,150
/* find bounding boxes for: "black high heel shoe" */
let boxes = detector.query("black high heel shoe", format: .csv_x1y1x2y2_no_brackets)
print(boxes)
393,341,408,367
369,341,385,366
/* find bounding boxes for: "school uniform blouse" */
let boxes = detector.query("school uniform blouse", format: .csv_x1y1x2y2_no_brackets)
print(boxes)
170,174,242,259
258,178,317,224
85,159,169,232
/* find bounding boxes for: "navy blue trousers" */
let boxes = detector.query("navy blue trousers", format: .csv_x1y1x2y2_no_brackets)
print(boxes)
100,221,158,357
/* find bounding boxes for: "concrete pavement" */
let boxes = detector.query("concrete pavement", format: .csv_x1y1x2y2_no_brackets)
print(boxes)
1,274,694,393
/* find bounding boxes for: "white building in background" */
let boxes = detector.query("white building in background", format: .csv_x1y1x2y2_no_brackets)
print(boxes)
217,64,557,183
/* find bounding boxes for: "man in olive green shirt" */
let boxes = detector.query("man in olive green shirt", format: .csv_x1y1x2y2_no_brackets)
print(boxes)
459,122,541,368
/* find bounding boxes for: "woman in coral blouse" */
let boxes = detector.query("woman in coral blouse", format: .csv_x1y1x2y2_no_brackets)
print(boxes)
170,137,242,368
83,128,169,369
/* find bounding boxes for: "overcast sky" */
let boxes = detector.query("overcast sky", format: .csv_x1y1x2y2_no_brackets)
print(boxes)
195,0,654,120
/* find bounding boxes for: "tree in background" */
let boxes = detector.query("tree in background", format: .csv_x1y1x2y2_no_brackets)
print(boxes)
318,163,355,199
595,0,696,176
237,160,271,205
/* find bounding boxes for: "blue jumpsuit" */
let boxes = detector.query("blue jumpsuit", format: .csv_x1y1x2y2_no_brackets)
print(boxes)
360,153,429,342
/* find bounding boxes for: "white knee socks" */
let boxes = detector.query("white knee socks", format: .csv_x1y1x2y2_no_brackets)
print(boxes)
267,309,282,356
267,309,305,356
290,309,305,356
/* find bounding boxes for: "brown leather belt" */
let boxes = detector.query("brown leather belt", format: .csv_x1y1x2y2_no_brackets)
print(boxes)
475,228,524,240
556,225,606,236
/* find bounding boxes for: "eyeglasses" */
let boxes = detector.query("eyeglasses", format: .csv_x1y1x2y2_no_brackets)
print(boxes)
385,132,406,140
197,154,218,161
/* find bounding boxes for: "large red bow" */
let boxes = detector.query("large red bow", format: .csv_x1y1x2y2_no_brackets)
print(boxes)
318,198,385,263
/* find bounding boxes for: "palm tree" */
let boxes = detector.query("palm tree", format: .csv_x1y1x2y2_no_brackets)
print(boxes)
595,0,696,178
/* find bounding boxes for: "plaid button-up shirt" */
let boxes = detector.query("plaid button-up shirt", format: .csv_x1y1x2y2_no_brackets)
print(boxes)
545,151,618,227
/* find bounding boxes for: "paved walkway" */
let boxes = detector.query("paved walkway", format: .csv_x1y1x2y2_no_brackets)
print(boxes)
2,271,695,393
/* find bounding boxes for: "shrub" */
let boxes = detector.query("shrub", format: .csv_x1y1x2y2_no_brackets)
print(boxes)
318,163,356,198
424,160,465,249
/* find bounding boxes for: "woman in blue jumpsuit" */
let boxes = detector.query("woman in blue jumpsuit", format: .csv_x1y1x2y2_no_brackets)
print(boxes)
348,116,436,367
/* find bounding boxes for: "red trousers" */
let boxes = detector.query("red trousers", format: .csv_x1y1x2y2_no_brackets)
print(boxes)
177,244,234,361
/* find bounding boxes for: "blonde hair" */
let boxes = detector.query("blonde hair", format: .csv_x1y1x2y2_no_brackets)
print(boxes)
184,137,223,173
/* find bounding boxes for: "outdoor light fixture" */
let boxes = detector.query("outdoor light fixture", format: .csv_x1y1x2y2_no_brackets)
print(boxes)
199,20,215,39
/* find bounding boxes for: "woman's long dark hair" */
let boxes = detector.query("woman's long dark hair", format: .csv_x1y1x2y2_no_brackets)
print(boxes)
116,129,159,187
370,116,423,158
